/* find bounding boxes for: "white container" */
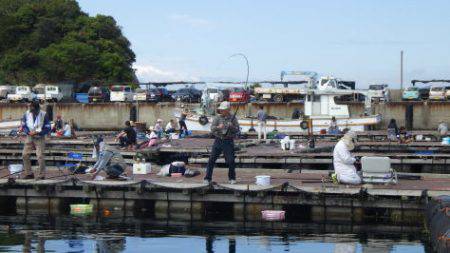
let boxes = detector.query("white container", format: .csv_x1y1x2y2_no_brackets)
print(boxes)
255,175,271,186
8,164,23,177
133,163,151,174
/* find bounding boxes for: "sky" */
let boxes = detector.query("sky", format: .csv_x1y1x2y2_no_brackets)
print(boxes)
77,0,450,88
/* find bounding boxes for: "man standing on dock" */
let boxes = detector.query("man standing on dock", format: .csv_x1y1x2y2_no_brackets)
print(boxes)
256,105,267,141
204,101,240,184
20,100,51,179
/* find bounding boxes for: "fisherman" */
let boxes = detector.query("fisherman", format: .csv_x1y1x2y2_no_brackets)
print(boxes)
204,101,240,184
52,114,63,133
116,120,137,150
328,116,340,135
179,112,188,136
154,118,164,137
20,100,51,179
256,105,267,140
387,118,399,141
398,126,412,144
165,119,178,134
438,121,448,139
333,131,361,185
87,141,128,180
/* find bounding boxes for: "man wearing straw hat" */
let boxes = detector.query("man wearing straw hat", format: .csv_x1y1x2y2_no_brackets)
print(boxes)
204,101,240,184
332,131,361,184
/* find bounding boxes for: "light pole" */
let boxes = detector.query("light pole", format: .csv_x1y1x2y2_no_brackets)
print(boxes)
229,53,250,89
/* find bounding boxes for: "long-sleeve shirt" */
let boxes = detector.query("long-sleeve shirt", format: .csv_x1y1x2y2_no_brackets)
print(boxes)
256,110,267,122
210,114,240,139
333,140,357,178
21,110,51,137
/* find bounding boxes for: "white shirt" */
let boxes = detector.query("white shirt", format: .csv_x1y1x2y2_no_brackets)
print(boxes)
333,140,357,178
63,124,71,137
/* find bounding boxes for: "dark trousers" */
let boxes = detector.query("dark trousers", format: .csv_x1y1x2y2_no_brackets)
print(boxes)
204,138,236,181
119,136,135,147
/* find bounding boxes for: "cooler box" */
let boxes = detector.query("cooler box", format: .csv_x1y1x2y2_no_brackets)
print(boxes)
361,156,397,184
133,163,151,174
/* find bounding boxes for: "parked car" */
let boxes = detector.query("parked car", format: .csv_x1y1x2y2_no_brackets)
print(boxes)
0,85,15,100
229,87,251,103
34,84,63,102
171,88,202,102
429,86,447,101
148,88,171,102
7,86,36,102
402,86,430,101
202,88,223,102
88,86,110,103
110,85,133,102
368,84,389,102
445,88,450,100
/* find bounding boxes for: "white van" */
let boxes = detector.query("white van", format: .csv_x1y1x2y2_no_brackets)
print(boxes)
0,86,14,100
368,84,389,102
429,86,447,100
110,85,133,102
34,84,63,102
7,86,36,102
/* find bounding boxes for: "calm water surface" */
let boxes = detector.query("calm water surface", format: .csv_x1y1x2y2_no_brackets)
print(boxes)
0,215,430,253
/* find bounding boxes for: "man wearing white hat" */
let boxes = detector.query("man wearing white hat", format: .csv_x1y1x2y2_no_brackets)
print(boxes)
204,101,240,184
333,131,361,184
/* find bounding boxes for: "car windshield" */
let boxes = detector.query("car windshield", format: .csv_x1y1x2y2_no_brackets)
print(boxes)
135,88,145,93
88,87,102,94
406,87,418,91
208,88,219,93
369,85,384,90
231,88,244,92
431,87,444,91
111,86,126,92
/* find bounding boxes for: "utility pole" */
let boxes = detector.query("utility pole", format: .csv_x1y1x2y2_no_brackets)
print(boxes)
400,50,404,89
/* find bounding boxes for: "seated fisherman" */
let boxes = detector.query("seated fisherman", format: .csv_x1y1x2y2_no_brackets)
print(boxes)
333,131,361,185
87,144,128,180
398,126,412,144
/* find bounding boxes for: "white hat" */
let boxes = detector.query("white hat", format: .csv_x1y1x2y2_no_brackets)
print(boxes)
157,118,163,123
218,101,231,110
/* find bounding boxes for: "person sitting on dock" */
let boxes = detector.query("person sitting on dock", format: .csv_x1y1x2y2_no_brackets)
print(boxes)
204,101,240,184
387,118,399,141
165,119,178,134
438,121,448,140
20,100,51,180
154,119,164,137
51,115,63,133
88,144,128,180
333,131,361,185
256,105,267,140
398,126,412,144
328,116,340,135
116,121,137,150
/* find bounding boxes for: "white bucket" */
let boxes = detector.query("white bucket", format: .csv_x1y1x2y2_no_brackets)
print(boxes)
8,164,23,177
255,175,271,186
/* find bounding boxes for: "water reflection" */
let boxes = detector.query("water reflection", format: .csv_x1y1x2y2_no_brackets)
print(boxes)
0,215,427,253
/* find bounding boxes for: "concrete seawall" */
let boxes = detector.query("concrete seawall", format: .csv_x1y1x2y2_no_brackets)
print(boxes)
0,102,449,130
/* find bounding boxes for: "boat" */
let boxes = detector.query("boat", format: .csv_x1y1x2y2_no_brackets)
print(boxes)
177,76,382,133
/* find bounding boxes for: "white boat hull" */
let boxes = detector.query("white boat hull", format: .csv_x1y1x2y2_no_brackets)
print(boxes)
184,114,381,133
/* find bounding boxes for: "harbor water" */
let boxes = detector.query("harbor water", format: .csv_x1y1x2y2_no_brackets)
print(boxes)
0,215,430,253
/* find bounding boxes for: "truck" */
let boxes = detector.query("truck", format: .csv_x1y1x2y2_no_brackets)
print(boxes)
367,84,390,102
0,86,14,100
7,86,36,102
34,84,64,102
110,85,134,102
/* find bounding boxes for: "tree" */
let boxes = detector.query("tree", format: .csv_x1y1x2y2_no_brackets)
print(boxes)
0,0,136,84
